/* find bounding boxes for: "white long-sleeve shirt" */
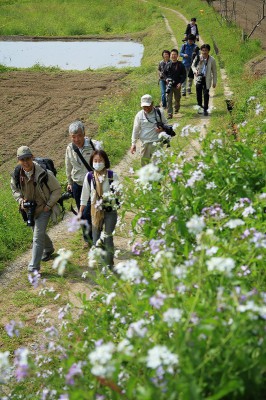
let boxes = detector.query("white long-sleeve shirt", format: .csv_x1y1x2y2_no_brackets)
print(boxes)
131,108,167,146
80,170,119,206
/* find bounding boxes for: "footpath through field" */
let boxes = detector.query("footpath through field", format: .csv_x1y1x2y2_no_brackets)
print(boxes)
0,3,232,347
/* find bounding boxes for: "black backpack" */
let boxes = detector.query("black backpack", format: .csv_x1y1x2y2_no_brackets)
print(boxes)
13,157,57,189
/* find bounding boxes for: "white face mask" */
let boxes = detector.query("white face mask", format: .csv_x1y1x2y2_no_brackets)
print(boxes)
93,162,105,171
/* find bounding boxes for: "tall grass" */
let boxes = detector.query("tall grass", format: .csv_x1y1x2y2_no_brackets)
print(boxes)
0,0,161,36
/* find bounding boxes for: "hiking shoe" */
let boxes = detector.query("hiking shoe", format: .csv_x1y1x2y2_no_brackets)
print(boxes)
168,114,173,119
203,110,209,116
41,250,55,262
175,108,180,113
182,93,186,97
197,107,204,114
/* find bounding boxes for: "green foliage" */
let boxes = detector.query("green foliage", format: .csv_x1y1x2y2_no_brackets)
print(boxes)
0,0,161,36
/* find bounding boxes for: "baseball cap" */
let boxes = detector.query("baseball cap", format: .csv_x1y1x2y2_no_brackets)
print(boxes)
17,146,33,160
141,94,153,107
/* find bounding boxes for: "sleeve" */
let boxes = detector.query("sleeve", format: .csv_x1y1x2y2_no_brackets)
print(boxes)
46,172,62,208
131,112,141,146
212,58,217,86
192,56,199,74
180,63,187,84
184,24,189,36
159,108,167,124
180,44,185,57
65,145,73,185
10,175,23,204
80,173,91,206
164,62,171,79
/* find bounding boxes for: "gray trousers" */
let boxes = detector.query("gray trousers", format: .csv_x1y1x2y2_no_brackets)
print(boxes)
92,210,117,267
167,86,181,114
28,210,54,271
181,66,193,94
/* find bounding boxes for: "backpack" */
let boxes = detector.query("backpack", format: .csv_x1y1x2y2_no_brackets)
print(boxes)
13,157,56,189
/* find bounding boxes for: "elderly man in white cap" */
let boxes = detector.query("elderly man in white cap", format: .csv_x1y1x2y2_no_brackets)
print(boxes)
130,94,167,166
11,146,61,272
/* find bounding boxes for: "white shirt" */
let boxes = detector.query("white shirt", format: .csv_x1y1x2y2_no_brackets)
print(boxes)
131,108,167,145
80,170,119,206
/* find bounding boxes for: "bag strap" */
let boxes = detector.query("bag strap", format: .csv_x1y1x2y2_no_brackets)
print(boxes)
72,143,93,172
87,170,114,191
144,108,161,124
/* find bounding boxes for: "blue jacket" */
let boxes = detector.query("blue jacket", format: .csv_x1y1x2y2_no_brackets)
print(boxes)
180,43,199,68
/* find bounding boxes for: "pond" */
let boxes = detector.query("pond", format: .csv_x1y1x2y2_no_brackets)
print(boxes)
0,40,144,70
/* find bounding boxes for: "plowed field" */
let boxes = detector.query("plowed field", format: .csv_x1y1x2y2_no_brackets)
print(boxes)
0,71,125,174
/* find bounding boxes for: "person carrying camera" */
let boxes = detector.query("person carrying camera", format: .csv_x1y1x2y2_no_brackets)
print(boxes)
158,50,170,108
192,44,217,116
184,17,199,42
164,49,187,119
65,120,102,247
180,34,199,96
130,94,167,166
79,150,119,269
10,146,62,272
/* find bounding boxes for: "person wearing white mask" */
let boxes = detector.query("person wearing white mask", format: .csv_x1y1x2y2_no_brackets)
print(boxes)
79,150,119,269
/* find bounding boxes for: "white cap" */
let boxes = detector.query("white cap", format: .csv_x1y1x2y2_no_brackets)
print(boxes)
141,94,153,107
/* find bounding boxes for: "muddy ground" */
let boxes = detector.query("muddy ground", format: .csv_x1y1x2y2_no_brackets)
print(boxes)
0,71,126,175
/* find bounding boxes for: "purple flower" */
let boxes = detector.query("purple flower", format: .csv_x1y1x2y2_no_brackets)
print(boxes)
137,217,150,226
149,239,165,255
132,242,143,255
59,395,69,400
5,320,22,337
28,270,41,288
65,362,83,385
149,291,167,309
15,364,29,382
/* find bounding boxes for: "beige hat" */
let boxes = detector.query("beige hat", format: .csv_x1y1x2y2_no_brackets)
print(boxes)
17,146,33,160
141,94,153,107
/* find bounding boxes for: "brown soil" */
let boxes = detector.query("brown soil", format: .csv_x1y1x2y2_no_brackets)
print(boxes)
212,0,266,75
0,70,126,174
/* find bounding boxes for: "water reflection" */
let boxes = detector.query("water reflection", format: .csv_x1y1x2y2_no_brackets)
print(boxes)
0,40,144,70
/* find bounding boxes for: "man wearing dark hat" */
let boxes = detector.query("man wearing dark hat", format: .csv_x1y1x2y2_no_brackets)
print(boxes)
11,146,62,272
130,94,167,166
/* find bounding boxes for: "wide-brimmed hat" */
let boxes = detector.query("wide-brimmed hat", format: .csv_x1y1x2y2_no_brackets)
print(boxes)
17,146,33,160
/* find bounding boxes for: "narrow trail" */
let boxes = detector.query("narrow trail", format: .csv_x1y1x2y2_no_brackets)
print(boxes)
0,4,232,316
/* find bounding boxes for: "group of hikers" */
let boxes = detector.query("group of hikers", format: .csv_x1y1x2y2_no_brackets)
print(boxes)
11,122,118,273
158,17,217,118
10,17,217,275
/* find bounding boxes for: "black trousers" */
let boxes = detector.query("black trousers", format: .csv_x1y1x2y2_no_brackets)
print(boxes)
196,76,209,112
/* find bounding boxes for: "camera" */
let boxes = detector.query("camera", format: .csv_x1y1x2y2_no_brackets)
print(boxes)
102,204,113,212
166,78,173,94
157,122,176,137
23,201,37,226
60,191,73,201
197,73,204,84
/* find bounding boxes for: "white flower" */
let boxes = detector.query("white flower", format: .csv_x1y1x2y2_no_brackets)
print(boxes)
93,140,103,150
104,292,116,305
158,131,171,140
114,259,143,282
0,351,10,383
224,219,245,229
163,308,183,326
259,193,266,199
186,215,205,235
137,164,162,184
88,342,116,378
172,265,187,279
152,271,161,280
88,246,106,268
117,339,134,356
207,257,235,276
247,96,256,102
206,182,217,189
237,301,266,318
127,319,147,338
52,249,72,275
242,206,256,218
154,250,174,268
205,246,219,256
255,104,264,115
146,345,179,373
